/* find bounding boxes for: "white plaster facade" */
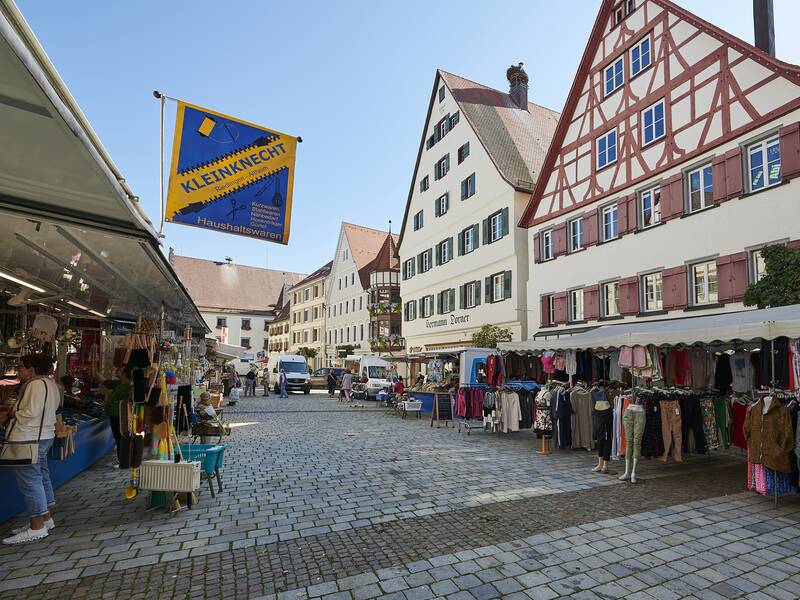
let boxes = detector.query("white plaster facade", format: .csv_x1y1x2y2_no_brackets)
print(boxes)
398,70,558,352
288,265,329,370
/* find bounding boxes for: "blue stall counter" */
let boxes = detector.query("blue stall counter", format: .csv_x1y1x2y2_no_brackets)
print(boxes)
0,417,113,525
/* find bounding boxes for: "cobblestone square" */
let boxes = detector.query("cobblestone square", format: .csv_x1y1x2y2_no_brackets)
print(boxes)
0,393,795,599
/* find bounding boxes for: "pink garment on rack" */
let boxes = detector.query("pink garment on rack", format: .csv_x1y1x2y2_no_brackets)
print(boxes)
618,346,633,368
470,388,485,419
632,345,647,368
554,353,566,371
541,353,555,374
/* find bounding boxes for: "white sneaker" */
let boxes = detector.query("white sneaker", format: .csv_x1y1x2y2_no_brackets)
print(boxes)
2,527,48,545
11,518,54,536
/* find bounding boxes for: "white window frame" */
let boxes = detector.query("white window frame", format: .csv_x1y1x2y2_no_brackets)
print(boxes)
750,248,767,283
630,36,651,77
601,204,619,241
436,154,449,179
492,273,504,303
642,99,666,146
465,282,478,309
413,210,423,230
691,261,718,306
597,130,617,169
490,212,503,243
439,240,450,264
421,251,430,272
404,259,414,279
601,280,620,318
639,186,661,228
641,271,663,312
546,295,555,326
748,136,781,192
604,57,624,96
441,289,453,313
568,288,584,322
462,173,476,199
437,193,448,216
568,218,583,252
420,176,429,192
422,295,434,318
688,164,713,212
542,229,554,260
463,227,475,254
458,142,470,164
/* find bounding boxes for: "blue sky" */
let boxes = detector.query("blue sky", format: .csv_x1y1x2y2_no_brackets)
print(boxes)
17,0,800,276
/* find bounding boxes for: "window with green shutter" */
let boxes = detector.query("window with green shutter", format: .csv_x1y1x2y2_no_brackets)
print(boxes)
461,173,476,200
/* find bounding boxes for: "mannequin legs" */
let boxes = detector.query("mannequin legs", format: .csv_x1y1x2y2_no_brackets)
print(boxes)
591,456,608,473
619,457,638,483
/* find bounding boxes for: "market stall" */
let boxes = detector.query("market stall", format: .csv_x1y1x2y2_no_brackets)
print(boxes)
499,305,800,494
0,5,210,525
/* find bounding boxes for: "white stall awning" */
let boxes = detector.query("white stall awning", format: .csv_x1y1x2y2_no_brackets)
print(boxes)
500,305,800,352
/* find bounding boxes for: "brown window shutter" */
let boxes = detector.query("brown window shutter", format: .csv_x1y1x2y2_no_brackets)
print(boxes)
540,295,550,326
624,194,637,234
662,265,687,310
788,240,800,250
618,276,639,316
554,292,568,325
553,223,568,257
661,173,684,221
583,284,599,321
723,148,743,200
717,252,749,303
583,209,598,246
617,198,629,235
712,155,727,204
533,232,541,263
779,122,800,181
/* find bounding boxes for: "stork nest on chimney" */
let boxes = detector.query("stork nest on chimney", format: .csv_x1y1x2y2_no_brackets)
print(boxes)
506,63,529,86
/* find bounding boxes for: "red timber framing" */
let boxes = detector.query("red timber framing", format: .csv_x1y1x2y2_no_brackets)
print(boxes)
520,0,800,228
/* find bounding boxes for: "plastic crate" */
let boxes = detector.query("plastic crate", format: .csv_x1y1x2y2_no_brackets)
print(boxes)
179,444,226,476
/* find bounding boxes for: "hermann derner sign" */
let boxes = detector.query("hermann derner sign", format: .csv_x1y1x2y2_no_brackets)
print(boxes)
165,101,298,244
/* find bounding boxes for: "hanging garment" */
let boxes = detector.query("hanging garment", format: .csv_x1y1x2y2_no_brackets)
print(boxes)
592,404,613,461
731,400,749,449
554,353,566,372
617,395,636,457
641,397,665,458
565,350,577,378
533,389,553,436
791,340,800,391
504,352,525,380
660,399,682,461
524,354,543,382
713,354,733,393
486,354,499,386
555,389,573,449
618,346,633,369
671,349,692,387
689,348,712,391
518,391,533,429
680,397,707,455
483,390,496,415
622,406,645,461
701,398,719,450
730,351,754,393
744,398,794,473
608,350,622,382
541,352,556,374
712,396,731,449
748,453,797,496
632,346,647,369
611,395,623,460
470,388,485,420
760,337,790,389
570,388,593,450
455,388,468,418
499,392,522,433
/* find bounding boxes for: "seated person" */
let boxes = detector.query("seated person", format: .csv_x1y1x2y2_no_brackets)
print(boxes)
195,392,219,444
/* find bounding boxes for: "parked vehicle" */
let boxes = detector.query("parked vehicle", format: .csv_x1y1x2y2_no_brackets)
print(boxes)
345,355,392,399
266,354,311,394
310,367,345,389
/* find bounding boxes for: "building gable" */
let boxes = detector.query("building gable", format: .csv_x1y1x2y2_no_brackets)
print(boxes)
520,0,800,227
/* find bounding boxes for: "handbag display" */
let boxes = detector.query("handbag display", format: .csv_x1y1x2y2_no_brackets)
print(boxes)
0,380,49,467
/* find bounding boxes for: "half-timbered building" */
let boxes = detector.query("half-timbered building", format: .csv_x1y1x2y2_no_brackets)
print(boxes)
520,0,800,337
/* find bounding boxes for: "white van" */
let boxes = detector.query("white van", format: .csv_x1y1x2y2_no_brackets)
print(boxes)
347,355,392,398
267,354,311,394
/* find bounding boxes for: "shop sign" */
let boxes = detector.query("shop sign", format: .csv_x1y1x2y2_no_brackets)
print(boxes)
166,101,299,245
425,312,471,329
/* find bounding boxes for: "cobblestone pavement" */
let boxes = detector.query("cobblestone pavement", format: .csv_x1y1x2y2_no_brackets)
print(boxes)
0,392,790,599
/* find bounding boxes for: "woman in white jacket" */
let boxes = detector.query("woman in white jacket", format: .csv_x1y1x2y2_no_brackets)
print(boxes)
3,354,59,545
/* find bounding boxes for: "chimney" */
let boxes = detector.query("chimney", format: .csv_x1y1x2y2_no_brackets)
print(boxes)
507,63,529,110
753,0,775,57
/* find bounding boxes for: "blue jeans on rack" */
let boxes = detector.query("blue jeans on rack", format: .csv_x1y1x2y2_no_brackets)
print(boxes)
14,438,55,518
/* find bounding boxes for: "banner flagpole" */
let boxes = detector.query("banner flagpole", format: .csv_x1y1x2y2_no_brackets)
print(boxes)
153,91,179,236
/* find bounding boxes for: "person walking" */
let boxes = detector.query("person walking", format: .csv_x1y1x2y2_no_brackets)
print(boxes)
245,369,256,396
327,371,337,398
261,369,270,397
278,369,288,398
341,369,353,403
2,354,60,545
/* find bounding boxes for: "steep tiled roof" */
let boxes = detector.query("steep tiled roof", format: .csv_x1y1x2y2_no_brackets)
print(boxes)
340,223,398,288
171,254,305,313
289,260,333,290
365,232,400,272
439,70,560,191
272,302,290,323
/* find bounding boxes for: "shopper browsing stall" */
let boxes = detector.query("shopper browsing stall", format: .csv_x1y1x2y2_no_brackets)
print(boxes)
2,354,60,545
103,366,131,462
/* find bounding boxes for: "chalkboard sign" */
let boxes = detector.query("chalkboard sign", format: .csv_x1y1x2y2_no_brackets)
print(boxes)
430,392,453,428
